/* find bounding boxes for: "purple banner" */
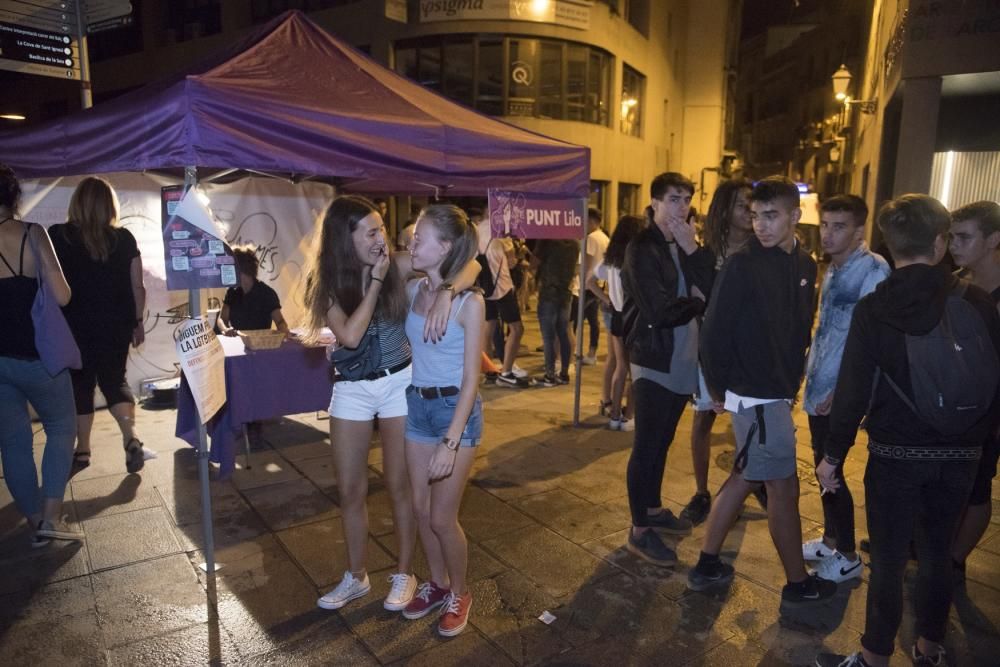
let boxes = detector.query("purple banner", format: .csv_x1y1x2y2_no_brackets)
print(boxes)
488,189,587,240
162,186,237,291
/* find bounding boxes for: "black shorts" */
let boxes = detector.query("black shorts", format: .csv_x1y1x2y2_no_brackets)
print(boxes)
71,345,135,414
484,289,521,323
610,309,625,337
969,436,999,506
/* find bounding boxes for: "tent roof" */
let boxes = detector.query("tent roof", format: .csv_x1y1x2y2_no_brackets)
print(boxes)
0,11,589,197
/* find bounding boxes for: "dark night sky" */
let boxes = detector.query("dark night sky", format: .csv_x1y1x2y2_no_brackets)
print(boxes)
741,0,825,38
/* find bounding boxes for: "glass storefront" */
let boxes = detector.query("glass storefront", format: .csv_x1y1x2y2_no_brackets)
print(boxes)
395,35,612,126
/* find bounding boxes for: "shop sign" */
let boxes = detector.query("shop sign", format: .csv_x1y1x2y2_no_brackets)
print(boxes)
418,0,591,30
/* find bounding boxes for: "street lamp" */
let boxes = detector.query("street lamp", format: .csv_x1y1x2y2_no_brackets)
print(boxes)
830,64,878,114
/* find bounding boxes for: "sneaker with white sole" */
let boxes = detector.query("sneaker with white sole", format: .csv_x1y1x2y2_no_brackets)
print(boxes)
437,591,473,637
582,355,597,366
402,581,449,619
510,364,528,378
35,519,84,542
318,571,371,610
383,573,417,611
803,537,837,561
810,551,863,583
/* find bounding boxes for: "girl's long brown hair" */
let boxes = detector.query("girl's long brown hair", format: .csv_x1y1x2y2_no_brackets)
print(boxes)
302,195,407,337
68,176,119,262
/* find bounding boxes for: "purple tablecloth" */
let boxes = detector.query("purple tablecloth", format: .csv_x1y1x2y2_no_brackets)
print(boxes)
175,336,332,478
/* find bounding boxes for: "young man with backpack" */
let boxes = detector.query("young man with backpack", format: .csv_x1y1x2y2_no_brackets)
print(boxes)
801,195,890,583
815,195,1000,667
948,200,1000,580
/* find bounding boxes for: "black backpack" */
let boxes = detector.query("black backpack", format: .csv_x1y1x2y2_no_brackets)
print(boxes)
876,280,999,436
476,240,497,298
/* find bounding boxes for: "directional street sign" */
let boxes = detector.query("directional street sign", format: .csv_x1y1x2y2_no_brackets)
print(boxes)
0,20,80,79
0,0,76,32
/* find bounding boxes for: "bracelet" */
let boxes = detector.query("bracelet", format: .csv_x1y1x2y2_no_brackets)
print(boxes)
440,436,459,451
371,276,384,283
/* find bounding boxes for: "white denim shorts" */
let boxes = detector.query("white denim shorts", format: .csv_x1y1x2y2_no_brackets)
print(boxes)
328,364,411,421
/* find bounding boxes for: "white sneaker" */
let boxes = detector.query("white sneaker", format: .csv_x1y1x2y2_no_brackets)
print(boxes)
582,355,597,365
619,418,634,432
383,572,417,611
802,538,837,561
510,364,528,378
811,551,864,583
318,571,371,610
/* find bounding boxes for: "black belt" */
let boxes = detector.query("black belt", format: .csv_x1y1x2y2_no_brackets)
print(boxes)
410,385,460,399
868,441,981,461
362,360,410,382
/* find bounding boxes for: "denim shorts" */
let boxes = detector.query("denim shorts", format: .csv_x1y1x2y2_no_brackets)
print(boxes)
405,386,483,447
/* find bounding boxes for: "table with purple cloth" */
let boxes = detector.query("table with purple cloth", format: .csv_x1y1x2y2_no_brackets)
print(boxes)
175,335,332,478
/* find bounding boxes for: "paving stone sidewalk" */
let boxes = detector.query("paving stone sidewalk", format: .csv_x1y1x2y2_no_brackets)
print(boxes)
2,318,998,666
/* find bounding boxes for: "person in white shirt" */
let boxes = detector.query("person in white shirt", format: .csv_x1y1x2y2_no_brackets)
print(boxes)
571,209,609,365
473,210,525,387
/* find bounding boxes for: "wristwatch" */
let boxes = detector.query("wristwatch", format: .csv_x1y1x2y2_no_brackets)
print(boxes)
441,436,459,451
437,282,455,293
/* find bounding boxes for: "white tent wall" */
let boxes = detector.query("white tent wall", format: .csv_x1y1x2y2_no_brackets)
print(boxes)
20,174,335,401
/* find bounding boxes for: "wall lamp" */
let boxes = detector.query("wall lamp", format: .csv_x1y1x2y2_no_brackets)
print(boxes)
831,64,877,114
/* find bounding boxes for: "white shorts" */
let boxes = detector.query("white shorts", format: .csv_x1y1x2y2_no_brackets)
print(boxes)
328,365,411,421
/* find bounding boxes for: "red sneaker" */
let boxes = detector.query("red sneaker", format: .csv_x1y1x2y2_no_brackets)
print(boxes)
437,591,473,637
401,581,449,619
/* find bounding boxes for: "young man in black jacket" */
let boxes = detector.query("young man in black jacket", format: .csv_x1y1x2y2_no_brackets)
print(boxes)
688,177,835,605
620,172,714,565
815,195,1000,667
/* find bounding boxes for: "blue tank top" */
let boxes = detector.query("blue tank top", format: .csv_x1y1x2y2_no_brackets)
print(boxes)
404,279,473,388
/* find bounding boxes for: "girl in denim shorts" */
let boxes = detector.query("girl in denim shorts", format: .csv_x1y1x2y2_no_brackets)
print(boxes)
302,196,478,614
398,205,484,637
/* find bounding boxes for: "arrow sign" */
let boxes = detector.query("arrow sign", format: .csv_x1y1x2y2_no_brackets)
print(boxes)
84,0,130,23
86,12,129,33
0,7,75,32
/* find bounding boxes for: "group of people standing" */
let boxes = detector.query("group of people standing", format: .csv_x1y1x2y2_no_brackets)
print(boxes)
0,166,150,548
607,171,998,667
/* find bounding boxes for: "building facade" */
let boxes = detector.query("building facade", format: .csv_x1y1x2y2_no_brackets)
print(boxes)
848,0,1000,225
7,0,738,227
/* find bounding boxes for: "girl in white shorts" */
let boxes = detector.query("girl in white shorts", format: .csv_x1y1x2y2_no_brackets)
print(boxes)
302,195,478,613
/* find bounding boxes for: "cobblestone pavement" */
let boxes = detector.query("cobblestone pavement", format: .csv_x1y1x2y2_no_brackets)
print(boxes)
2,317,998,665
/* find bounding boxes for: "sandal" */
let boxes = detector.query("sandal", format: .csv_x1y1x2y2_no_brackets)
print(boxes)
125,437,145,473
72,451,91,468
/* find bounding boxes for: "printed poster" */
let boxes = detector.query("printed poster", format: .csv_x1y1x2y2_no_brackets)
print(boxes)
487,189,587,239
162,186,238,291
176,317,226,424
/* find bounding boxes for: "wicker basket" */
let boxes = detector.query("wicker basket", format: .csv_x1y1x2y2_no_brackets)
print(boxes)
238,329,285,350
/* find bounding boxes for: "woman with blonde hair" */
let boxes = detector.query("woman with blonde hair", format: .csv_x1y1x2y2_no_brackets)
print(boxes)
398,205,483,637
302,195,479,613
50,177,147,472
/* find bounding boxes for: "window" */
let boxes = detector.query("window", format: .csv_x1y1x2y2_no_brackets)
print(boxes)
395,35,611,126
590,181,609,221
618,183,641,216
621,64,644,137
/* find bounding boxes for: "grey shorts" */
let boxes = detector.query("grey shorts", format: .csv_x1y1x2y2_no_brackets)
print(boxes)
730,400,797,482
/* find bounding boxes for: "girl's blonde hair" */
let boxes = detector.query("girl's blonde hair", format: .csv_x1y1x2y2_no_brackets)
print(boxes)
68,176,119,262
417,204,478,282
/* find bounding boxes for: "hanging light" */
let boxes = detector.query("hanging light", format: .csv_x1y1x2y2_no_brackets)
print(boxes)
831,64,851,101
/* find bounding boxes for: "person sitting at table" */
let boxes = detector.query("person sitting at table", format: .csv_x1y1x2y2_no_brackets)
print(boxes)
302,195,480,614
219,245,289,336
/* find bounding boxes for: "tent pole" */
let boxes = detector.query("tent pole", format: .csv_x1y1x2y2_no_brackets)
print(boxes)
572,198,588,427
184,165,218,578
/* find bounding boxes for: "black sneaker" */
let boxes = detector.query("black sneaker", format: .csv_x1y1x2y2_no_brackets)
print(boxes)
781,573,837,605
558,372,570,385
686,559,735,591
680,492,712,526
646,508,692,535
539,374,559,388
496,372,521,387
815,652,870,667
626,529,677,567
911,644,946,666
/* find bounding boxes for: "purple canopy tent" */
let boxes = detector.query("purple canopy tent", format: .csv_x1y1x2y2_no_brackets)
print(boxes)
1,10,590,577
0,11,589,196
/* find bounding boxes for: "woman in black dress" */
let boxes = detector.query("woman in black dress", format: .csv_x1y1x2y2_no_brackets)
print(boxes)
50,177,147,473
